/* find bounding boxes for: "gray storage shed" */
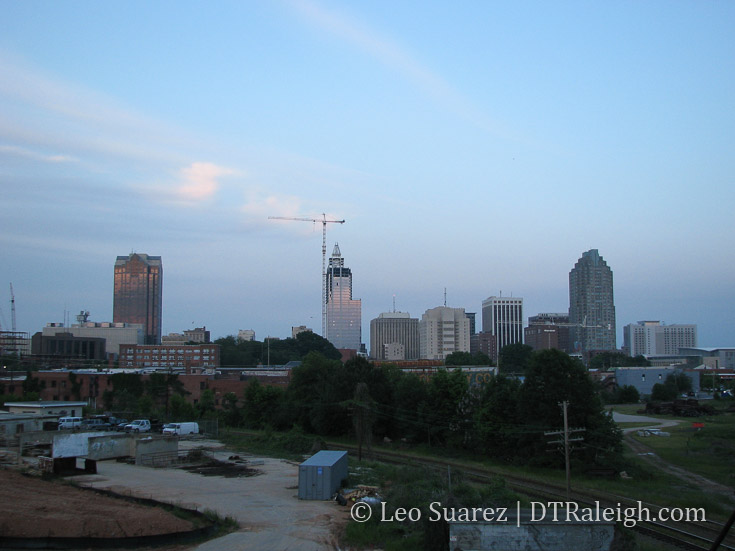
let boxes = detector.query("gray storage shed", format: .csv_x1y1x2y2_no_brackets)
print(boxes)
298,450,348,500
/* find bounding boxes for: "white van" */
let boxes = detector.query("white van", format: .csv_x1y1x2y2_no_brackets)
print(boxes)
162,422,199,436
58,417,83,430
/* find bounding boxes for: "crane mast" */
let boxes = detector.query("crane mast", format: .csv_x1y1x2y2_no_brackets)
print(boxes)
9,283,16,333
268,214,345,336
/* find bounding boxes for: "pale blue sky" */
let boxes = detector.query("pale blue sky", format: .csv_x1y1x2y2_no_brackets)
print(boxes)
1,1,733,346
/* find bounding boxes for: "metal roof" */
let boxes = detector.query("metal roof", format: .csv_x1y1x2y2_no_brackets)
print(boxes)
300,450,348,467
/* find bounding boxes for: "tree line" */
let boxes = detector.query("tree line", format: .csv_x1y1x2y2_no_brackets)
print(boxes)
230,349,623,470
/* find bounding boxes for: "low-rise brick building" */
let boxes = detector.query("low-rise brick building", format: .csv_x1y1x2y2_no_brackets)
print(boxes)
118,344,220,370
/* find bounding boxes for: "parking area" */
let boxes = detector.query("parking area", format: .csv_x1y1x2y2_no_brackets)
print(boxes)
71,441,349,551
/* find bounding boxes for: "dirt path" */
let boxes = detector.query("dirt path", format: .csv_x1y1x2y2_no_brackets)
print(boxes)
613,411,735,502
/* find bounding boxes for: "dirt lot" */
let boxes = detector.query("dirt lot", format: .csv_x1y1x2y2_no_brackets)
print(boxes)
0,467,195,539
73,447,351,551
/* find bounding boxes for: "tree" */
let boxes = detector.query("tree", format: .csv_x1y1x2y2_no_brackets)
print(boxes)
498,343,533,374
353,382,374,461
518,349,622,468
651,372,692,401
198,389,216,417
384,367,429,442
425,369,469,447
472,374,521,459
68,372,83,400
616,385,640,404
22,370,42,395
445,351,493,366
242,379,286,429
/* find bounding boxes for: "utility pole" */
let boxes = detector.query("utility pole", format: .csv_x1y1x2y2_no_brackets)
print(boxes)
545,401,585,501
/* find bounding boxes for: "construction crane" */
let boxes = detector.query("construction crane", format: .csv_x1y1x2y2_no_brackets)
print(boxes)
268,213,345,336
9,283,16,333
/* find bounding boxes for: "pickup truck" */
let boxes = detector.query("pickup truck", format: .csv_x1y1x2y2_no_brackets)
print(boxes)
124,419,152,433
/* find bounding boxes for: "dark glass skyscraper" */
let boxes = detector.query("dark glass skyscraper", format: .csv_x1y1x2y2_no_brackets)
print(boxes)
113,253,162,345
569,249,616,355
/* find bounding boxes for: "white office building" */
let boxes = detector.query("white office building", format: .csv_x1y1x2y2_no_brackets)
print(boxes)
623,321,697,357
419,306,471,360
481,296,524,361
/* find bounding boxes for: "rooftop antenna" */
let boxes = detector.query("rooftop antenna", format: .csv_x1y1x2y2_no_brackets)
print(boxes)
392,294,396,313
444,287,447,307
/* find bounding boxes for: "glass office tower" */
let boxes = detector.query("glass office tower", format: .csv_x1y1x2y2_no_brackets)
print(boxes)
569,249,616,354
325,244,361,351
113,253,163,345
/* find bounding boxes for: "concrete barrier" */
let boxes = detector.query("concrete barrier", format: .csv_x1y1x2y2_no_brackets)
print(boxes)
449,509,615,551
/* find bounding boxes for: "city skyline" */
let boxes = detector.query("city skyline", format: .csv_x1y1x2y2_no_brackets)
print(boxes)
1,2,733,347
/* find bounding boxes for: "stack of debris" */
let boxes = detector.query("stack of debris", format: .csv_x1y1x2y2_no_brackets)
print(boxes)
645,399,717,417
335,484,381,506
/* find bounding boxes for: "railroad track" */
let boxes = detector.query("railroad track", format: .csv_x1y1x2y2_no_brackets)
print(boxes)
223,430,733,550
335,443,735,551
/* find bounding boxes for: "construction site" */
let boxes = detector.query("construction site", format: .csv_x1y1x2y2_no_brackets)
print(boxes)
0,429,350,551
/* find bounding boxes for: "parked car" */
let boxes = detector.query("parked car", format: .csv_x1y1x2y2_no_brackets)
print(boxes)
161,423,176,433
58,417,83,430
80,418,111,431
162,422,199,436
114,419,129,431
124,419,151,433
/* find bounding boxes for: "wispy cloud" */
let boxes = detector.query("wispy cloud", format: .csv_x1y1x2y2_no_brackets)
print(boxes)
241,189,304,223
288,0,506,136
0,144,77,163
0,51,195,168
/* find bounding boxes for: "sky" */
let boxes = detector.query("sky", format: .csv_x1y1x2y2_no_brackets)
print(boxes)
1,1,734,348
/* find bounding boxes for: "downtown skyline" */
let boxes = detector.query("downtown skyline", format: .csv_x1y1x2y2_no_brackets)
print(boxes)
1,2,733,346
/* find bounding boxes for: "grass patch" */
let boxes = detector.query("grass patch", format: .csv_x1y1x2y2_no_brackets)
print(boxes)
219,426,323,461
628,412,735,488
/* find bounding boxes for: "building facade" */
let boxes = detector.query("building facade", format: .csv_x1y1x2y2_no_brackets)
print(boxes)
42,321,144,358
184,326,211,343
569,249,616,354
31,332,106,362
292,326,312,339
623,321,697,357
325,244,362,351
113,253,163,345
238,329,256,342
118,343,220,370
525,313,571,352
370,312,420,361
679,347,735,370
481,296,524,362
419,306,471,360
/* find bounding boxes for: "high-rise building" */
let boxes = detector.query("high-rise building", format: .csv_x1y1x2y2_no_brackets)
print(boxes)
325,244,362,351
465,312,477,335
524,313,571,352
113,253,163,345
568,249,616,354
623,321,697,357
481,296,524,362
419,306,471,360
238,329,255,342
370,312,420,360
